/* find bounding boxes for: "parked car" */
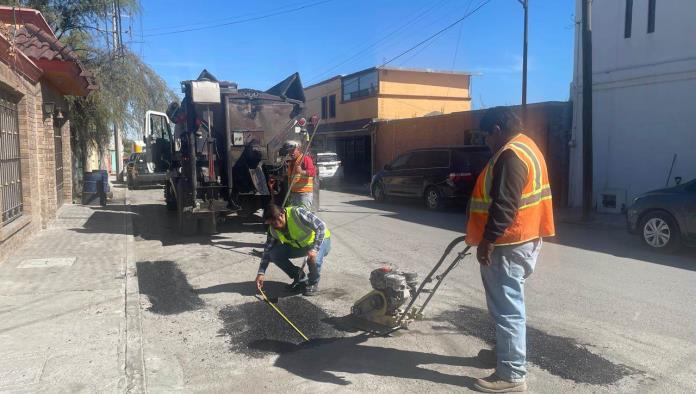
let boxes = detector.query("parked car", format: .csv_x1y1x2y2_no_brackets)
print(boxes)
627,177,696,251
316,152,343,186
126,152,166,190
371,146,491,210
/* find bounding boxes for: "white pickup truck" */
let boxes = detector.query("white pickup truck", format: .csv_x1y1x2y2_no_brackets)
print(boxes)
316,152,343,186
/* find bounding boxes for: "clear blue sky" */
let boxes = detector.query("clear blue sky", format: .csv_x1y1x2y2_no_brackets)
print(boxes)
131,0,575,109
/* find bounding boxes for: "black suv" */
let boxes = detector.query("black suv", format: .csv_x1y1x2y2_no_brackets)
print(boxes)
371,146,491,210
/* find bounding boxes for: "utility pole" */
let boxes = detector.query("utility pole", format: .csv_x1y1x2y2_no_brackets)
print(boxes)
519,0,528,116
112,0,122,175
581,0,593,221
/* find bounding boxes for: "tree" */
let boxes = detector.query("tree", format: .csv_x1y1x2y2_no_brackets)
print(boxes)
1,0,176,167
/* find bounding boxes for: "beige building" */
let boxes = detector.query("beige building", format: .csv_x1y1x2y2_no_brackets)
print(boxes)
304,66,471,182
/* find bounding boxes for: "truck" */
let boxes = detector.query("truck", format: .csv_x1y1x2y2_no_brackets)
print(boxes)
143,69,313,234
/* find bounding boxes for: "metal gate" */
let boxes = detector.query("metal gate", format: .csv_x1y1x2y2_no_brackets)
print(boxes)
54,122,64,207
0,91,22,226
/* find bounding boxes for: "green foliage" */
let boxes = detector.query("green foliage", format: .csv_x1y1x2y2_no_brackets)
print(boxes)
1,0,175,155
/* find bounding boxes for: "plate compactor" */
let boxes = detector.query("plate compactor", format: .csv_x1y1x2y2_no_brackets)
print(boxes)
351,236,472,333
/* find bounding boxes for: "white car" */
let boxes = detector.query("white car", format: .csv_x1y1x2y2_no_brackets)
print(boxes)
316,152,343,185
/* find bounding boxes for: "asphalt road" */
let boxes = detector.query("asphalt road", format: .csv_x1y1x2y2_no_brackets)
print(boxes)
122,187,696,393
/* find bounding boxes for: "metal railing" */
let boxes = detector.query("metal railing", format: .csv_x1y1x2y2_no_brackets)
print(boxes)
0,92,23,227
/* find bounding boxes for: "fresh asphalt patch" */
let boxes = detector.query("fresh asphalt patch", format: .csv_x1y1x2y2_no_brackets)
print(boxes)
217,296,347,358
435,306,640,385
136,261,205,315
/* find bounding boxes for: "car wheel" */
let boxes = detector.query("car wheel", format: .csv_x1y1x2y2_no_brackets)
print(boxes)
640,212,681,252
424,186,443,210
372,181,386,203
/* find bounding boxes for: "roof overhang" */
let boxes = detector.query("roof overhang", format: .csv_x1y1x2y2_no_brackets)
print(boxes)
0,32,42,83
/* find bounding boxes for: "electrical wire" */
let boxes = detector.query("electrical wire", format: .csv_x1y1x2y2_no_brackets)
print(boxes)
143,0,335,37
380,0,492,67
305,0,450,84
142,0,312,33
303,0,492,106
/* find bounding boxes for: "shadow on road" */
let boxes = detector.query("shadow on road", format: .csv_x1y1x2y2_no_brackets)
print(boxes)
217,296,481,388
136,260,204,315
73,203,266,249
548,223,696,272
252,334,481,388
433,305,639,385
194,280,300,300
340,198,467,233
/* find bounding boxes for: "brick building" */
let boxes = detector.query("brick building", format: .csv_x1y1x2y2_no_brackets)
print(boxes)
0,7,93,262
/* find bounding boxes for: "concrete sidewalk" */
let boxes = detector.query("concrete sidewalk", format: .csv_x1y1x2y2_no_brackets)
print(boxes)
0,185,142,392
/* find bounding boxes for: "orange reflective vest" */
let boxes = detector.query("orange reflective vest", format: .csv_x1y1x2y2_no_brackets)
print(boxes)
288,155,314,194
466,133,555,246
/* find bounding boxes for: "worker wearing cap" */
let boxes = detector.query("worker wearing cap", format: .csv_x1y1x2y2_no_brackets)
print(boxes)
282,140,316,209
255,203,331,296
466,107,555,393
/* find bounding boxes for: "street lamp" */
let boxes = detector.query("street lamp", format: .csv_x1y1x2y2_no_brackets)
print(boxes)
518,0,528,115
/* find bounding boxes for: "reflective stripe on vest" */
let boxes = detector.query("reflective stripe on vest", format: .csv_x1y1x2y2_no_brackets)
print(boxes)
466,133,555,246
288,155,314,193
269,207,331,248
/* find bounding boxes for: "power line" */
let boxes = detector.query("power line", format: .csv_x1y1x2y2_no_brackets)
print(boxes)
303,0,491,106
305,0,450,84
380,0,491,67
143,0,335,37
142,0,312,33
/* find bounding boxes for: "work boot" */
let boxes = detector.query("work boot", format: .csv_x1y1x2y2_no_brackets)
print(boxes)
477,349,497,369
473,373,527,393
303,282,319,296
286,270,307,291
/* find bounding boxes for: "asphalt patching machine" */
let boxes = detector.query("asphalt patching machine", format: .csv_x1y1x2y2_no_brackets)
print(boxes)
351,236,472,333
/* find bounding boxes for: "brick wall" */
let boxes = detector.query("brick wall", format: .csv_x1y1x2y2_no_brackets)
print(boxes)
373,101,572,206
0,60,72,263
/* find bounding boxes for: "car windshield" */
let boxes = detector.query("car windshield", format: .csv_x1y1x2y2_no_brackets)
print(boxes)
318,154,338,163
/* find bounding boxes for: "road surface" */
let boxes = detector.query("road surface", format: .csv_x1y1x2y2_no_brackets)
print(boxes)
121,186,696,393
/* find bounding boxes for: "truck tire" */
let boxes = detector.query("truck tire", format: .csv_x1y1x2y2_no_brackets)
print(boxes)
176,181,198,236
164,183,177,211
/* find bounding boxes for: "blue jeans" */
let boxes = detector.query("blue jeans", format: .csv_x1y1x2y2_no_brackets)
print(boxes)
269,238,331,285
480,239,542,382
287,192,313,210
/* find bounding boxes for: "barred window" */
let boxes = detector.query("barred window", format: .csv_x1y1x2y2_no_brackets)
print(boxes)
0,92,22,226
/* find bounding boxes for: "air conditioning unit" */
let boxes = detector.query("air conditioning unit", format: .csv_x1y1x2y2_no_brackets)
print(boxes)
597,189,627,214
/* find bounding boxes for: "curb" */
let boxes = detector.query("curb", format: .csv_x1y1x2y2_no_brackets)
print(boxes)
114,186,146,393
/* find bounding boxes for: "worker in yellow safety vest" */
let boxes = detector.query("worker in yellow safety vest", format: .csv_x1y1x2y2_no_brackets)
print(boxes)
255,203,331,296
466,107,555,393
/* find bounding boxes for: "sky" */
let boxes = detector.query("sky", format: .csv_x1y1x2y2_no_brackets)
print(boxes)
130,0,575,109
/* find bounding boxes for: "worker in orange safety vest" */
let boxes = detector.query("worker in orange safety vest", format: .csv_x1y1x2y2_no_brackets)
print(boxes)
466,107,555,393
282,140,316,209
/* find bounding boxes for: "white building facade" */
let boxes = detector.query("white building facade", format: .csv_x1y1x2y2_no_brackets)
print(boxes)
570,0,696,210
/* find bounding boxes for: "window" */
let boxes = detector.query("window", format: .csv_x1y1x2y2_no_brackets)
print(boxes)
317,153,338,163
149,114,171,141
388,154,411,170
647,0,656,33
452,149,491,172
342,70,378,102
328,94,336,118
624,0,633,38
0,92,22,226
408,151,450,169
684,180,696,193
321,96,328,119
